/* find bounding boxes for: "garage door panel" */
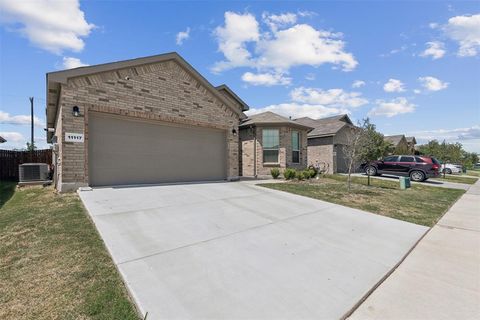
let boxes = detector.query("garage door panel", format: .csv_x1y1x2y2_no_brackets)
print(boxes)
88,113,227,186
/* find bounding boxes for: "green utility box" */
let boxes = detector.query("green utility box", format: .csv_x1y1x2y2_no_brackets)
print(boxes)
399,176,411,189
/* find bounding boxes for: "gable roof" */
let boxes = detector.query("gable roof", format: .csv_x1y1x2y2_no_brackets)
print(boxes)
46,52,247,142
240,111,313,130
294,114,353,138
0,136,5,143
384,134,406,146
216,85,249,111
406,136,416,144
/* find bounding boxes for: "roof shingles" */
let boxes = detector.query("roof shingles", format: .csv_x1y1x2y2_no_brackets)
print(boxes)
240,111,313,130
384,135,406,146
294,114,352,137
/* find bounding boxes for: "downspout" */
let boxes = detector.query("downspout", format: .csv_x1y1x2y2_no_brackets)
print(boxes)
252,125,257,178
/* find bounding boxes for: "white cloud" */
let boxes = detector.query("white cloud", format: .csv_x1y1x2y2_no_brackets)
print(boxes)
418,76,449,91
241,72,291,86
413,89,422,94
256,24,357,72
0,0,95,54
368,97,416,117
0,131,24,143
443,14,480,57
409,126,480,142
429,22,439,29
0,111,45,127
383,79,406,92
405,126,480,153
305,73,316,81
212,12,357,74
262,12,297,31
297,10,317,18
420,41,446,59
0,131,49,150
245,85,367,119
176,27,190,45
62,56,88,69
290,87,368,108
212,12,260,72
246,103,347,120
352,80,365,88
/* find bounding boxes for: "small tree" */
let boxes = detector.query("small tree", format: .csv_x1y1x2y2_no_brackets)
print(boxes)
342,123,367,191
462,151,479,170
417,140,469,176
358,119,390,185
342,118,389,190
26,141,36,151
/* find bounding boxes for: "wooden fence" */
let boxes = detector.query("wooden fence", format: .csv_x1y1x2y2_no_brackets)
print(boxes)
0,149,52,181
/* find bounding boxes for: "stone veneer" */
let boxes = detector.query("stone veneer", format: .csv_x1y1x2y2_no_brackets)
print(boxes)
239,126,308,177
54,59,241,192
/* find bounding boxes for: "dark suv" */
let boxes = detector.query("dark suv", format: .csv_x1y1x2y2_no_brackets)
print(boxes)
362,155,441,182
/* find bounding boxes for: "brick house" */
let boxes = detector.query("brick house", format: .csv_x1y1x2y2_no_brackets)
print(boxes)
384,135,409,154
406,136,417,153
294,114,356,174
46,52,248,192
239,112,312,177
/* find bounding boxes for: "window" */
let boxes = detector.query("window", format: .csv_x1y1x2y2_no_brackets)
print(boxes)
384,156,399,162
415,156,425,163
263,129,279,163
400,156,415,162
291,131,300,163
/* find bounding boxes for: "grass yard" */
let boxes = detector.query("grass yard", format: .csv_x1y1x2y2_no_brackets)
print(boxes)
466,170,480,177
260,174,465,227
432,174,478,184
0,182,139,320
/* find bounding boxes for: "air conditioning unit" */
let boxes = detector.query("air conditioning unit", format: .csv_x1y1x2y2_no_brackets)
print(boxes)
19,163,49,182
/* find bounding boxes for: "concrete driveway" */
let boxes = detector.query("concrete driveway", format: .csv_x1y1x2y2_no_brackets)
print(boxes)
79,181,427,319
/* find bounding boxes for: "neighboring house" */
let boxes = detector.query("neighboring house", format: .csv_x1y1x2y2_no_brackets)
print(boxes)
239,112,311,177
0,136,6,143
294,114,356,174
46,52,248,192
406,136,417,153
384,135,409,154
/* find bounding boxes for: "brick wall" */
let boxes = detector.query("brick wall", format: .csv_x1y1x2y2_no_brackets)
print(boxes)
307,144,335,174
240,126,308,177
55,59,241,191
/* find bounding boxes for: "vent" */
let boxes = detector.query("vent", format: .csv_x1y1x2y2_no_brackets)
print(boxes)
19,163,49,182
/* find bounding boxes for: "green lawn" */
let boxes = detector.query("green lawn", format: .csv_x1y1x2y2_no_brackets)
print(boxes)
0,182,139,319
260,174,465,227
432,174,478,184
466,170,480,177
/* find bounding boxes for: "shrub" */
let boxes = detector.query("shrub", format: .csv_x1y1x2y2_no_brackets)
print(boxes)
307,165,319,177
303,169,314,179
283,168,296,180
296,171,305,181
270,168,280,179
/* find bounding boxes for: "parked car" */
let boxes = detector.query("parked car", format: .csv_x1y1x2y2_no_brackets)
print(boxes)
441,163,462,174
361,155,441,182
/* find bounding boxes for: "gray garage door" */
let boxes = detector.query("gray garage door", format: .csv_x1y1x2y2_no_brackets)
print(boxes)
88,113,227,186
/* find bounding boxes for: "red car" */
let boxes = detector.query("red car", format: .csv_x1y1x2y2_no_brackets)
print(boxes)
362,155,441,182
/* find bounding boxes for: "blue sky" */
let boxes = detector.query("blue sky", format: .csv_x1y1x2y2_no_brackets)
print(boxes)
1,0,479,152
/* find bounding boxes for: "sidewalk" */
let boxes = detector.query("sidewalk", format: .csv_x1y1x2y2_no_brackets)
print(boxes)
349,179,480,320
